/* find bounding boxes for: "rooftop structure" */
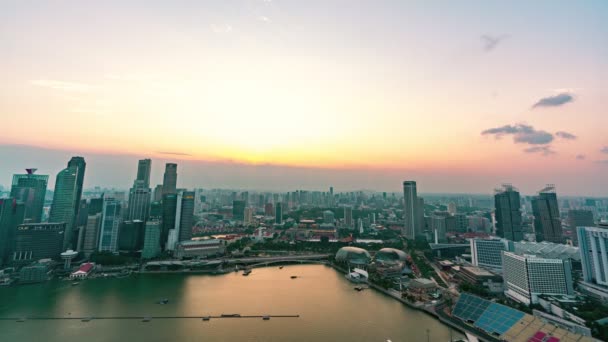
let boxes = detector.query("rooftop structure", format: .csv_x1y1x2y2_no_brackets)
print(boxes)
335,247,371,266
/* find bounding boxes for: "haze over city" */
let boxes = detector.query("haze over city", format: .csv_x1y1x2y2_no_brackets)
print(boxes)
2,1,608,195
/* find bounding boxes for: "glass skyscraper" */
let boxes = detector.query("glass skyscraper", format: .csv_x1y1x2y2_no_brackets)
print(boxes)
49,158,85,249
98,198,121,253
162,163,177,195
494,184,523,241
532,187,563,243
10,169,48,223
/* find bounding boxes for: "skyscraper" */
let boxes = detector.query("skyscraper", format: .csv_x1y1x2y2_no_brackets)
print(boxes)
232,200,246,221
531,186,563,243
165,190,195,251
10,169,48,223
12,222,65,264
118,220,145,252
49,158,86,249
98,198,122,253
470,238,513,270
82,213,101,258
494,184,523,242
0,199,25,266
577,226,608,301
568,210,594,246
142,220,161,259
403,181,419,239
344,206,353,228
275,202,283,224
244,207,254,225
136,159,151,188
162,163,177,195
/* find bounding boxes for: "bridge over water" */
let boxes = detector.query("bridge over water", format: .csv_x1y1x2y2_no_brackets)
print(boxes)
142,254,331,272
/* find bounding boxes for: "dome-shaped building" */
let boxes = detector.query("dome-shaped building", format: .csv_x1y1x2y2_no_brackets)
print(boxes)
374,248,407,264
335,247,371,266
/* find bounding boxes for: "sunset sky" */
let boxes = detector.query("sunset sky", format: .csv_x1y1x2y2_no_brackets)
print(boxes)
1,1,607,195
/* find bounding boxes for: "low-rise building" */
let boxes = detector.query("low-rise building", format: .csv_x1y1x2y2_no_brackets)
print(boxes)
457,266,504,293
174,239,226,259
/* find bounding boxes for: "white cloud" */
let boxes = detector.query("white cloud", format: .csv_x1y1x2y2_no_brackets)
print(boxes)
210,24,233,33
29,79,95,92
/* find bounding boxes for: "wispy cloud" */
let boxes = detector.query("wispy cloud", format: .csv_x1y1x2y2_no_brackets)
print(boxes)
524,146,555,156
532,93,574,109
210,24,233,33
576,154,586,160
481,124,553,145
480,34,508,52
156,151,192,156
601,147,608,154
555,131,577,140
30,79,95,92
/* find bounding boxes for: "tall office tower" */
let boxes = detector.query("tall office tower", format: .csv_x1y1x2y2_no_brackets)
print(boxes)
430,214,447,243
88,196,104,215
531,185,563,243
0,199,25,266
161,193,178,250
344,206,353,228
494,184,523,241
568,210,594,246
98,198,122,253
503,251,574,305
76,199,89,228
275,202,283,224
244,207,254,225
118,220,145,252
153,184,164,202
577,226,608,301
82,213,101,258
470,238,513,271
10,169,48,222
49,159,85,249
162,163,178,195
402,181,419,239
165,191,195,251
142,220,161,259
265,203,274,217
128,185,150,221
149,201,162,219
417,197,425,235
136,159,151,188
12,222,65,264
232,200,246,221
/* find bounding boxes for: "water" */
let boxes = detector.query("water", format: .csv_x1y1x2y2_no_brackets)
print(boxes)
0,265,460,341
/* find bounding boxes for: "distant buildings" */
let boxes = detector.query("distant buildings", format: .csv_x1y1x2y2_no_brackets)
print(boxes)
494,184,523,241
10,169,48,223
127,160,152,222
532,186,563,243
344,206,353,228
503,251,573,305
136,159,151,188
232,200,246,221
275,202,283,224
98,198,121,253
470,238,513,271
577,226,608,301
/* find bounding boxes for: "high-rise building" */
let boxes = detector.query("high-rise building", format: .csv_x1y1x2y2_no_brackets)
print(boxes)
165,191,195,251
470,238,513,271
264,203,274,216
149,201,162,219
98,198,121,253
82,213,101,258
494,184,523,241
161,193,177,250
403,181,419,239
12,222,65,264
244,207,254,225
136,159,151,188
118,220,144,252
49,158,85,249
532,186,563,243
142,220,161,259
577,226,608,301
344,206,353,228
275,202,283,224
568,210,594,246
153,184,164,202
503,251,574,305
232,200,246,221
10,169,48,223
162,163,177,195
0,199,25,266
88,196,103,215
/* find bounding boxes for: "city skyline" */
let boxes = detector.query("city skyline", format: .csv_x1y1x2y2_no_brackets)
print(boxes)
1,1,608,195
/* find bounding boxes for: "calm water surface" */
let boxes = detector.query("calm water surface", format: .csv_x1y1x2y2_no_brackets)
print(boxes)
0,265,461,341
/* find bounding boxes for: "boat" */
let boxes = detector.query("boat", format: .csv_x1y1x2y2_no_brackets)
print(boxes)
142,317,151,322
290,276,297,279
157,298,169,305
115,270,131,279
279,266,283,269
354,286,365,291
202,316,210,321
243,269,252,276
221,314,241,318
71,282,80,286
345,268,369,284
262,315,270,320
81,317,92,322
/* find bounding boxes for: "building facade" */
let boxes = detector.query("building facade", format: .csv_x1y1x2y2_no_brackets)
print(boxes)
577,226,608,301
142,221,161,259
402,181,420,239
470,238,513,271
162,163,177,195
532,188,563,243
10,169,48,223
494,184,523,241
12,222,65,263
49,158,85,249
98,198,122,253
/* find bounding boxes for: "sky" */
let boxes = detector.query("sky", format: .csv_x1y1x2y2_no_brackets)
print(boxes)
1,1,607,195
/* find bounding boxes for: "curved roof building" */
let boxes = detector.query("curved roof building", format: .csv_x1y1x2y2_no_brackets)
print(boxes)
375,248,407,263
335,247,371,265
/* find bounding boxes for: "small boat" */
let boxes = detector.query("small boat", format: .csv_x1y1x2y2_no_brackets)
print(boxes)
354,286,364,291
142,317,151,322
279,266,284,269
221,314,241,318
72,282,80,286
243,269,252,276
16,317,26,322
81,317,92,322
157,298,169,305
262,315,270,320
290,276,297,279
202,316,210,321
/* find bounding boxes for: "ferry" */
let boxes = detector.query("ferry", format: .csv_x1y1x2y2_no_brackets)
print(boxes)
142,317,151,322
157,298,169,305
279,266,284,269
262,315,270,320
290,275,297,279
345,268,368,284
202,316,211,321
243,269,252,276
221,314,241,318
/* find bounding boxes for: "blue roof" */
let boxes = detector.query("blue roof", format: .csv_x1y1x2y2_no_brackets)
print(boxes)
453,293,525,336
